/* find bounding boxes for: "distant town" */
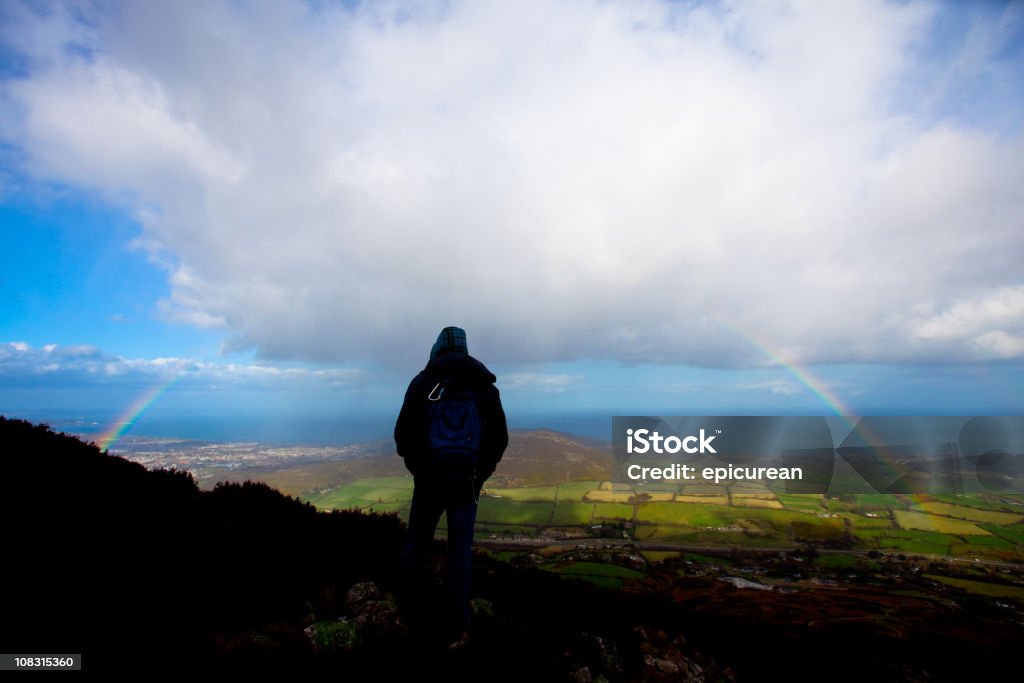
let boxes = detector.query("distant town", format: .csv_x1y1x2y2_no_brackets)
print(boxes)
84,434,391,486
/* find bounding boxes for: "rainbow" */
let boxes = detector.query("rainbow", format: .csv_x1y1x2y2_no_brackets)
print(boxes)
712,317,855,418
713,317,911,492
97,375,181,452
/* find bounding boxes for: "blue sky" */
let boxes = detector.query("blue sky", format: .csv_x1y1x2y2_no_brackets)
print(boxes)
1,0,1023,441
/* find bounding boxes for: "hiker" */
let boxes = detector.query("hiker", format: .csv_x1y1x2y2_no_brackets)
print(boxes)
394,326,508,647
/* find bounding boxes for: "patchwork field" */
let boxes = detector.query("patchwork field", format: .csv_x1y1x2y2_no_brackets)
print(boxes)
304,478,1024,560
914,501,1024,525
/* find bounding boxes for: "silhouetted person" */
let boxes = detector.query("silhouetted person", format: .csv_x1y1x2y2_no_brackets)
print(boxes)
394,326,508,647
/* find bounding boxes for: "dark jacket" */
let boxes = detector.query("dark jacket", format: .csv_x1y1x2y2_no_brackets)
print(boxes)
394,351,508,482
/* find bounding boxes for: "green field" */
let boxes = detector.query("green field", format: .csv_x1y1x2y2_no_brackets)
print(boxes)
981,524,1024,545
915,501,1024,525
555,481,603,501
487,486,559,502
303,478,1024,559
950,542,1014,558
851,528,959,554
852,494,908,508
592,502,634,521
840,512,893,528
791,518,846,541
477,498,553,525
777,494,825,512
636,501,844,533
585,490,639,503
894,510,991,536
636,502,726,526
952,533,1014,547
551,502,595,525
352,476,414,488
308,478,414,511
925,575,1024,601
928,493,1024,512
543,561,646,589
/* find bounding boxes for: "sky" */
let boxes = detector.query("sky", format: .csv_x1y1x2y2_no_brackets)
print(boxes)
1,0,1023,442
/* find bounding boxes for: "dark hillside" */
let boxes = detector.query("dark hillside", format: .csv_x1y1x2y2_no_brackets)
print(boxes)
3,417,1021,681
0,417,404,674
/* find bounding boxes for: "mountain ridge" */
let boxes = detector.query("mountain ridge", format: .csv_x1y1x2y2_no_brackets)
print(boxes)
198,427,614,496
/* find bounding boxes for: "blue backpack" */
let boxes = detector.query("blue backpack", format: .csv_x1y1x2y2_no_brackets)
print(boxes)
426,378,482,478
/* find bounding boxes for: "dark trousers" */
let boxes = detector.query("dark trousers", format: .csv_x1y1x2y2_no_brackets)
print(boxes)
400,476,478,633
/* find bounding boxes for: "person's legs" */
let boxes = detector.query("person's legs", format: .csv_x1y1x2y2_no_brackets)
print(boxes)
399,477,446,620
443,478,479,637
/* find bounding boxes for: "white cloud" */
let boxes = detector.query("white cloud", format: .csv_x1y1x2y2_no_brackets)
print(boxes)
0,341,362,390
970,331,1024,360
502,372,585,393
2,0,1022,367
907,285,1024,360
736,379,803,397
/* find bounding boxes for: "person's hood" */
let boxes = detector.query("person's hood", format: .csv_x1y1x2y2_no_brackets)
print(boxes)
430,326,468,361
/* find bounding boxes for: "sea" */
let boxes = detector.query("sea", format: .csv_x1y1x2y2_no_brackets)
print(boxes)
10,410,614,447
